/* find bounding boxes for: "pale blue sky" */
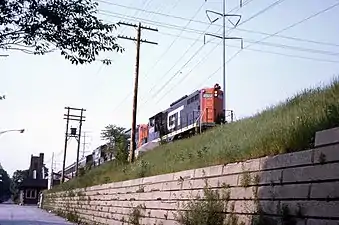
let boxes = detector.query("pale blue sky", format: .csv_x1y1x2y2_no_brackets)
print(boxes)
1,0,339,176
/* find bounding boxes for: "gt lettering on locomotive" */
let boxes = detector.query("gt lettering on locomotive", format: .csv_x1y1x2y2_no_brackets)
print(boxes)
167,105,184,130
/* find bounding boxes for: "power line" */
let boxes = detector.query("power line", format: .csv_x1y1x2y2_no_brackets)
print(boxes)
145,0,339,115
154,38,224,105
108,0,184,115
135,0,256,112
238,0,287,26
157,31,339,57
223,0,339,66
98,0,254,25
110,1,207,115
194,1,339,90
137,0,287,114
99,8,339,49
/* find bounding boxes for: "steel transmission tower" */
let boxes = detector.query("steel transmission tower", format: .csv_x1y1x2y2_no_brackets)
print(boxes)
204,0,243,123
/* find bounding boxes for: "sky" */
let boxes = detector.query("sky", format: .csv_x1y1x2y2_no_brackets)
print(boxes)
1,0,339,177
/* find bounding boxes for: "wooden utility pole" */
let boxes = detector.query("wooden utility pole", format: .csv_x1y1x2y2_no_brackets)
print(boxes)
75,109,85,176
118,22,158,163
61,107,86,183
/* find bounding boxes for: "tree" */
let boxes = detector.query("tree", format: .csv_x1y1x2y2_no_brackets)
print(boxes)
101,124,129,163
0,0,124,65
10,169,29,203
0,165,11,202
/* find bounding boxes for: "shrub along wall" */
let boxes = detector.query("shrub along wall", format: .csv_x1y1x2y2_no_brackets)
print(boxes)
43,128,339,225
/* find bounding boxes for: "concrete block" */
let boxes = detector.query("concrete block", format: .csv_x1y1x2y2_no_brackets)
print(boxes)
223,162,244,175
257,186,275,200
191,175,238,189
315,127,339,147
283,162,339,183
223,158,261,176
255,170,283,185
229,187,256,200
143,182,163,192
310,181,339,199
170,189,204,200
147,209,168,219
234,200,257,214
148,200,180,210
143,173,174,184
307,219,339,225
194,165,224,178
261,149,313,170
140,217,174,225
314,144,339,164
273,183,310,199
165,180,186,191
280,201,339,218
172,168,196,181
243,158,261,171
181,179,195,189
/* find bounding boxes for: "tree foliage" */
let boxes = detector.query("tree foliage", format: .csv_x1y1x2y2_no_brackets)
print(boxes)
0,166,11,202
101,124,130,163
10,169,29,203
0,0,124,65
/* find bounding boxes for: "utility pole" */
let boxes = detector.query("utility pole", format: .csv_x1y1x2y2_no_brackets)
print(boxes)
48,152,54,190
61,107,86,183
204,0,243,123
117,21,158,163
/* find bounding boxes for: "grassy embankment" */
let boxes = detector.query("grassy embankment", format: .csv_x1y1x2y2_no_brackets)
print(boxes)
49,78,339,192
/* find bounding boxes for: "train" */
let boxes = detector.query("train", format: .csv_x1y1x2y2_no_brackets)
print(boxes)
59,84,225,180
134,83,225,157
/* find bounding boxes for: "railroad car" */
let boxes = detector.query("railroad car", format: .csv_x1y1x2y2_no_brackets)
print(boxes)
135,84,224,157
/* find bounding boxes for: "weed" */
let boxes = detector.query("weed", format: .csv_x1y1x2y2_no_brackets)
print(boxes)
136,185,145,193
175,184,234,225
240,171,251,188
128,204,146,225
136,160,150,178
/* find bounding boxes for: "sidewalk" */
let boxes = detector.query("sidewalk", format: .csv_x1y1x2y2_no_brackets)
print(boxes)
0,203,74,225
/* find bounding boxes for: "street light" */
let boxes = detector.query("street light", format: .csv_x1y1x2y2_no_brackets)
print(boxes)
0,129,25,136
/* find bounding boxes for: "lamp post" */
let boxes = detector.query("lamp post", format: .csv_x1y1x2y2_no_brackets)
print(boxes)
0,129,25,136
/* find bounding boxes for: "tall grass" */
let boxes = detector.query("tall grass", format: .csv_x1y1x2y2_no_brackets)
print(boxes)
50,78,339,192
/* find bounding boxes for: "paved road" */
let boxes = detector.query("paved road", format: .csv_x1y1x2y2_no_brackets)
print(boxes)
0,203,74,225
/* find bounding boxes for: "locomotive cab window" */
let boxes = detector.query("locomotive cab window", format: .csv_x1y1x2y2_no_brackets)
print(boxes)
149,119,155,127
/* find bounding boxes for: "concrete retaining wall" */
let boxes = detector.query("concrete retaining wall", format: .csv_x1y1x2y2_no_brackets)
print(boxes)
43,128,339,225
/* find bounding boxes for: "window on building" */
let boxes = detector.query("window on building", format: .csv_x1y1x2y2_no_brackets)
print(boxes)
26,189,37,199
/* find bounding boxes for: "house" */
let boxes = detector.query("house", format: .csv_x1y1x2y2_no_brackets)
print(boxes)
18,153,59,205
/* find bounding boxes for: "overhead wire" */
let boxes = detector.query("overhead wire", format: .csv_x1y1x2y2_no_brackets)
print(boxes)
98,2,339,49
139,0,287,113
110,1,207,114
215,0,339,71
109,0,184,114
195,0,339,90
136,0,260,112
156,32,339,57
